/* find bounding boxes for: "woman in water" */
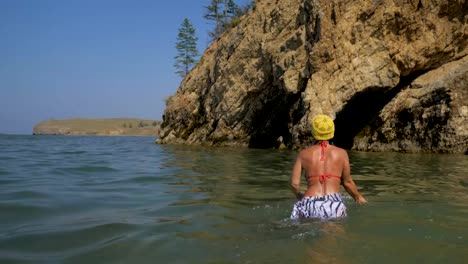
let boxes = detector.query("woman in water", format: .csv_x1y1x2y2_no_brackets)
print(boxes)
290,114,367,220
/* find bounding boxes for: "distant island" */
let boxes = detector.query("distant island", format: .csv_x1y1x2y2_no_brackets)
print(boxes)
33,118,161,136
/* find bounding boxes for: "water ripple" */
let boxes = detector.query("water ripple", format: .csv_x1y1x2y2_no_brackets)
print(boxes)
0,135,467,263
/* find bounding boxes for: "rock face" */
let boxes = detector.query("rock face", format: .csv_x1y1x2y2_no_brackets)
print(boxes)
158,0,467,154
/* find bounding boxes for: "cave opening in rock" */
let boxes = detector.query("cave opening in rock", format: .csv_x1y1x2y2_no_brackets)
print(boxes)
334,70,428,149
333,87,391,149
248,90,303,149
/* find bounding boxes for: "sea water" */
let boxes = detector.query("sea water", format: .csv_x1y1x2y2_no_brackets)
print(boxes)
0,135,467,264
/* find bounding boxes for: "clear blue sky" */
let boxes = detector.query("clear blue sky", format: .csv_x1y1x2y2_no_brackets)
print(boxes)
0,0,250,134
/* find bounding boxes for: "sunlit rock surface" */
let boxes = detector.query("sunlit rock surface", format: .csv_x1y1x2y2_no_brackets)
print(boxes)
158,0,467,154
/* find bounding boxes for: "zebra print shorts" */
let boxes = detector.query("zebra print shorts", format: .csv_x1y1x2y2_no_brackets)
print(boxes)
290,193,347,220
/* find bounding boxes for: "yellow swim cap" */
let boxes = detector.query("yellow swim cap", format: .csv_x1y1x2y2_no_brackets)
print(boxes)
312,114,335,140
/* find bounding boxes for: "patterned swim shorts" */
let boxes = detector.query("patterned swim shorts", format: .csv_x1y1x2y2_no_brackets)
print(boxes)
290,193,347,220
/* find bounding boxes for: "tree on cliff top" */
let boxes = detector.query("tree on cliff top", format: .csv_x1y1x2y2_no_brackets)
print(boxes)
204,0,254,40
174,18,199,78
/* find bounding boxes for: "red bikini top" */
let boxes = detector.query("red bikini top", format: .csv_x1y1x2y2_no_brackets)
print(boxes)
307,141,341,183
307,174,341,183
319,141,327,161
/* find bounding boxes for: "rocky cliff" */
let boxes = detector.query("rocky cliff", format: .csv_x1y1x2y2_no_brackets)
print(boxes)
158,0,467,154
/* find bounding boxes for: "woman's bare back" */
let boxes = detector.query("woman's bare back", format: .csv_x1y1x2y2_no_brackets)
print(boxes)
299,143,347,196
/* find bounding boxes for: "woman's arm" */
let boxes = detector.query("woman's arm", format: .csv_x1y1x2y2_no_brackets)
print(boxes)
341,151,367,204
290,153,304,200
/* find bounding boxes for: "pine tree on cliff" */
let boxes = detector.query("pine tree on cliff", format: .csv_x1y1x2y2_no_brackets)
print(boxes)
174,18,199,78
204,0,225,39
226,0,242,18
204,0,253,40
204,0,240,39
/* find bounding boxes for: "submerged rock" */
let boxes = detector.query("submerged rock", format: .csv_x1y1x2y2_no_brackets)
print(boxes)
158,0,467,154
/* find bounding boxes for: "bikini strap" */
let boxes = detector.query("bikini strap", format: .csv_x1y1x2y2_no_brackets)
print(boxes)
308,174,341,184
320,141,327,161
307,174,341,196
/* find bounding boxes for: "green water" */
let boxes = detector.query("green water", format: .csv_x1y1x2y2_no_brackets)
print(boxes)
0,135,467,263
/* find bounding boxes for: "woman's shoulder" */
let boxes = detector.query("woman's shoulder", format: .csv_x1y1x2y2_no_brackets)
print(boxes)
329,144,348,155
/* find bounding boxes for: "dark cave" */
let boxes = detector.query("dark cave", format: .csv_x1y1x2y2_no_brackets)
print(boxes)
248,91,302,149
334,70,428,149
246,69,428,150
